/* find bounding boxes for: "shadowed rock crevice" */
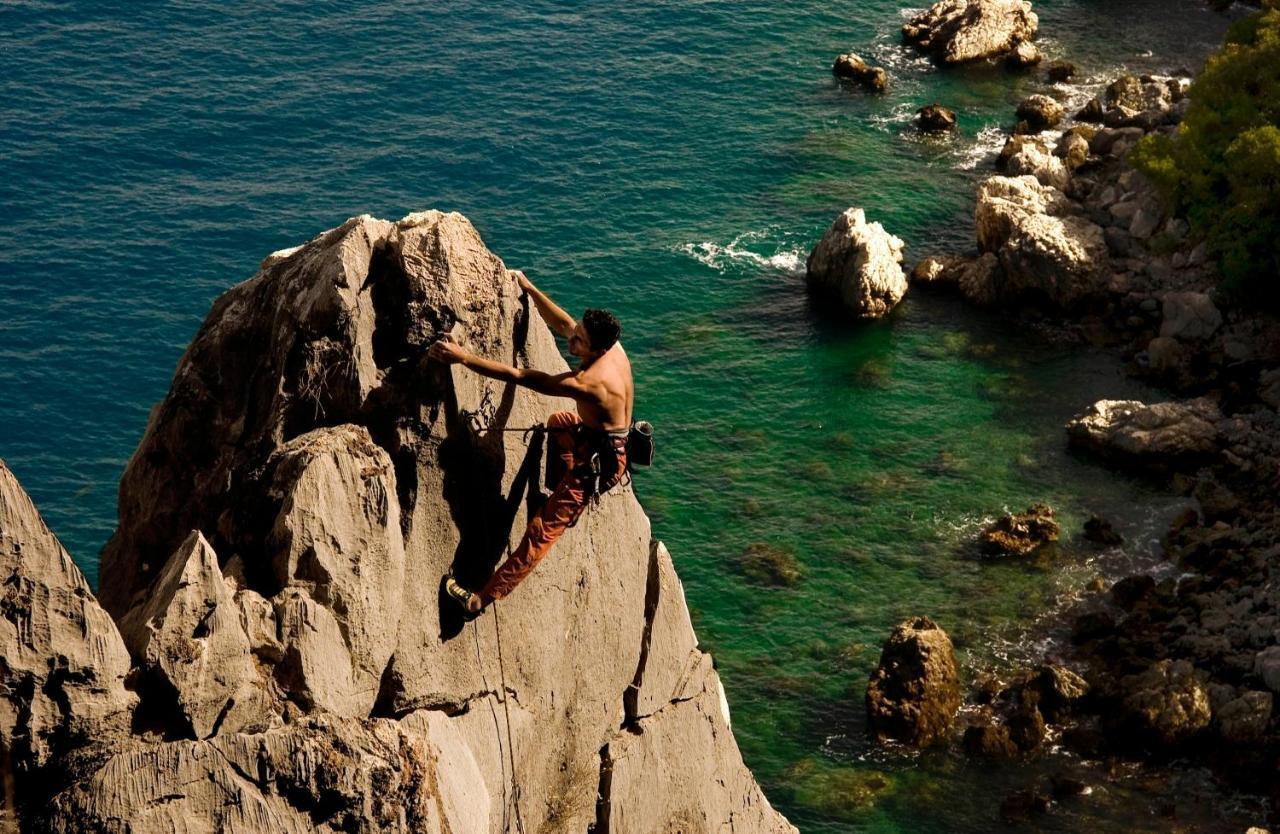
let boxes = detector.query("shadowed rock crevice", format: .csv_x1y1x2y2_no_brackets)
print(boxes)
588,742,614,834
623,541,663,724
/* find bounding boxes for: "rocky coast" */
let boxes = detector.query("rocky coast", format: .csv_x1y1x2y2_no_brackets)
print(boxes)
0,212,797,833
894,10,1280,825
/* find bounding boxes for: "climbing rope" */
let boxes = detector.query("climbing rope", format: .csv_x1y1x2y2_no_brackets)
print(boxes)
493,604,528,834
470,604,527,834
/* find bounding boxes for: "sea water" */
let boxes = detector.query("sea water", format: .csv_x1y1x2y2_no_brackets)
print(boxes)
0,1,1255,830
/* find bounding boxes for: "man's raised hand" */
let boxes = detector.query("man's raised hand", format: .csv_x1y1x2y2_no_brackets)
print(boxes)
510,269,533,294
428,336,466,365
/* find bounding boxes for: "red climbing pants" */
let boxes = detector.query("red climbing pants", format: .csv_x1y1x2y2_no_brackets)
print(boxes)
479,411,626,604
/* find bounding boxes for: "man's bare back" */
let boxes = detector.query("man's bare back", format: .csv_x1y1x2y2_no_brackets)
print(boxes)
569,341,632,432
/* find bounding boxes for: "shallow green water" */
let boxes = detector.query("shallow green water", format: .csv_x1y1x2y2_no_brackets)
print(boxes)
0,0,1258,830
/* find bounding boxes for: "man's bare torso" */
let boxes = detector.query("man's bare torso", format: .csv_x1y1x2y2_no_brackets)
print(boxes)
576,344,632,432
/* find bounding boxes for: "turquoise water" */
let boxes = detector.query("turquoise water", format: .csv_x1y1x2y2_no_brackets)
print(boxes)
1,1,1255,830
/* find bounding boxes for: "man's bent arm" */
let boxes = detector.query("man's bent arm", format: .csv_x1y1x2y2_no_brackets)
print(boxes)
519,274,576,338
455,351,586,400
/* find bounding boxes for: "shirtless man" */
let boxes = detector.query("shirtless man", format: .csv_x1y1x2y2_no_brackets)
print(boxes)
430,269,633,614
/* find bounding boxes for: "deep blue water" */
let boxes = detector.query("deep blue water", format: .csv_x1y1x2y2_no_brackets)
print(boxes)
0,1,1255,831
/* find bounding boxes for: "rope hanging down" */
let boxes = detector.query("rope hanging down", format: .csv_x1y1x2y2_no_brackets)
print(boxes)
471,605,527,834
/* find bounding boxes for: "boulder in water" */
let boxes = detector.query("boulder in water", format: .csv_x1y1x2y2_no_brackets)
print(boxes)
902,0,1039,65
806,208,907,319
1015,94,1064,133
1005,40,1041,70
916,103,958,133
833,53,888,92
1046,60,1076,82
866,617,962,747
979,503,1060,556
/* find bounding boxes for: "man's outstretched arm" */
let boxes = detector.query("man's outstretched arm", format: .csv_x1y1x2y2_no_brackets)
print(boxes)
512,270,575,338
429,337,591,400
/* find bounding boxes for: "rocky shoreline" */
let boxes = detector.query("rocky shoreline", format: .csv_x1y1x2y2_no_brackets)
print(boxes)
883,11,1280,827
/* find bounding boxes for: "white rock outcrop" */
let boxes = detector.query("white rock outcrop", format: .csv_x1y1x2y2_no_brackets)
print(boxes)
1066,397,1222,472
5,211,796,833
972,175,1108,307
903,0,1039,65
807,208,908,319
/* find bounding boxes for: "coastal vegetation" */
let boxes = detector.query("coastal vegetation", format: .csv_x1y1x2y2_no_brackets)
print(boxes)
1131,0,1280,303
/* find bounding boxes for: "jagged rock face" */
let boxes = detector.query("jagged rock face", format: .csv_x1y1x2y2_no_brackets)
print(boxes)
41,715,470,833
56,211,794,832
866,616,962,747
806,208,907,319
974,175,1108,308
117,531,268,739
264,424,405,716
0,461,135,775
1066,398,1222,474
903,0,1039,65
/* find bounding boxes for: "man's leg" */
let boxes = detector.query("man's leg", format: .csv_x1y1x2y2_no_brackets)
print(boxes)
478,411,584,606
544,410,580,490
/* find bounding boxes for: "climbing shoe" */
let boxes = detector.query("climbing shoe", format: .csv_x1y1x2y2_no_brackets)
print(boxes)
444,574,481,619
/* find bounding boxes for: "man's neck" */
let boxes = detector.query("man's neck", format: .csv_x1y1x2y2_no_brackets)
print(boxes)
577,349,606,371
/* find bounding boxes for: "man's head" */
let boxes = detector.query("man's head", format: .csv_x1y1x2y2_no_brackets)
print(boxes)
569,308,622,358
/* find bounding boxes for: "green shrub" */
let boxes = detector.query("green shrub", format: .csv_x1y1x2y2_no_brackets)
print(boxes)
1130,0,1280,304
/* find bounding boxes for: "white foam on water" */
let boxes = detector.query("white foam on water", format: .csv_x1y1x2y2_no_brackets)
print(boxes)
679,230,806,275
954,124,1008,171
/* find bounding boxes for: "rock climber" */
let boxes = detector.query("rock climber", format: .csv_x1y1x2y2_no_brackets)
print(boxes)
430,269,633,614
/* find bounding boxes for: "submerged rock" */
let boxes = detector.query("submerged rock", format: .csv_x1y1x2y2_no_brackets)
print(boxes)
916,103,958,133
866,617,962,747
740,542,802,587
806,208,907,319
979,503,1060,556
1083,515,1123,546
833,53,888,92
902,0,1039,65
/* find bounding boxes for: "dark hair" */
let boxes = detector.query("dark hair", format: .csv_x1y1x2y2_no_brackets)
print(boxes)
581,308,622,352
